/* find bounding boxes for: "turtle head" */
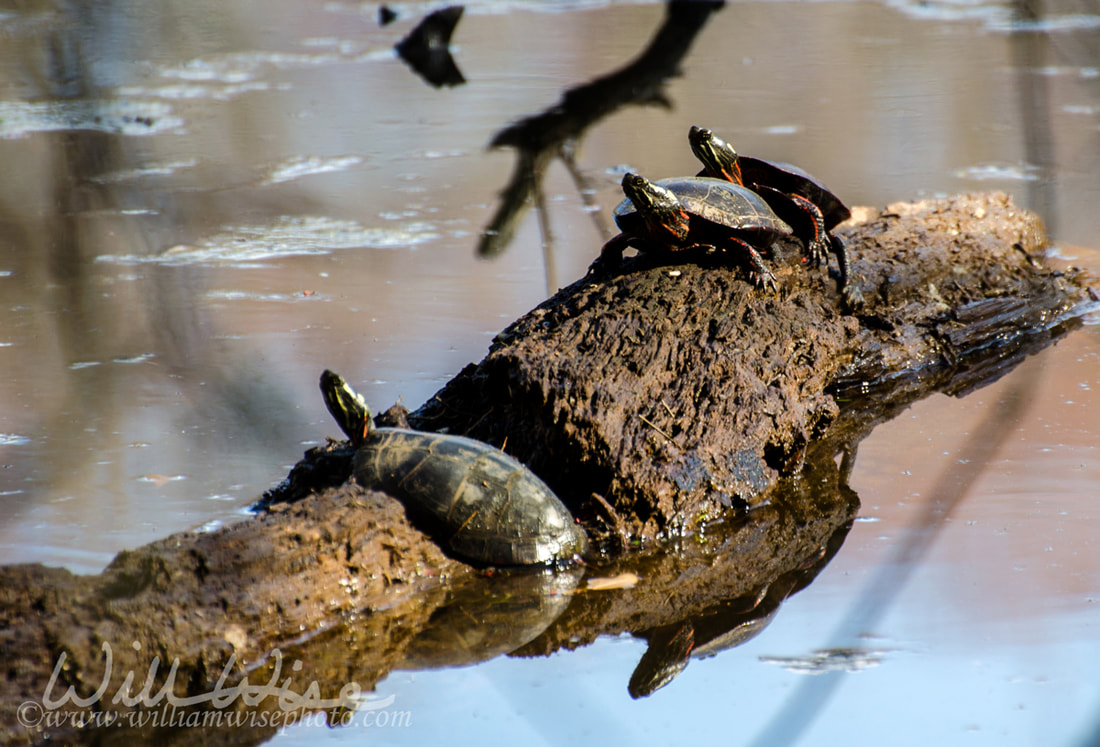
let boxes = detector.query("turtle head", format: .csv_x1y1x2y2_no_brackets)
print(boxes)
689,126,742,185
621,173,678,211
621,173,691,243
320,369,373,447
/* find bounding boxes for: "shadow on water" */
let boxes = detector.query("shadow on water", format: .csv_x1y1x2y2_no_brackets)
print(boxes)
748,2,1097,742
394,6,467,89
478,0,725,293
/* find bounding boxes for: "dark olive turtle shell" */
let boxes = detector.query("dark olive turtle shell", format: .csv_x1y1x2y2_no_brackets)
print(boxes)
734,157,850,230
353,428,586,566
613,176,792,242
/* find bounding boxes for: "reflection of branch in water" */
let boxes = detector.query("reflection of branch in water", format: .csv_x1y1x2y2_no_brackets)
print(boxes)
479,1,725,294
748,334,1043,746
3,0,310,495
1011,0,1059,236
558,139,608,234
395,6,466,88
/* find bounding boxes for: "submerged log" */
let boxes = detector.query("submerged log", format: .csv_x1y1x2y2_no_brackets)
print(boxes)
1,192,1095,744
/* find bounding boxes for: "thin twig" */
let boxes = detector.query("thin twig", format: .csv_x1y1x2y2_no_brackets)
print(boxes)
639,414,675,443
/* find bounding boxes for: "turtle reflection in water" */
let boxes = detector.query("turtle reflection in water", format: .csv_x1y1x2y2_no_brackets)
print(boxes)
628,588,781,699
628,553,828,699
320,370,586,567
402,569,582,670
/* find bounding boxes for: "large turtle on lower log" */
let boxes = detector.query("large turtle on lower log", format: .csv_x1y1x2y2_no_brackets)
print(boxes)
594,172,793,292
320,370,586,567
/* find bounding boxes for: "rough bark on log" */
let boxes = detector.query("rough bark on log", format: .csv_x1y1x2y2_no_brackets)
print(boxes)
411,191,1094,544
0,486,467,744
1,192,1095,744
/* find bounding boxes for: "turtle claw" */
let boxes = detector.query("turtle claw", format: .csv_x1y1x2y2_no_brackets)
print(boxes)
586,255,613,279
804,237,830,268
841,281,865,312
753,267,779,294
725,236,778,295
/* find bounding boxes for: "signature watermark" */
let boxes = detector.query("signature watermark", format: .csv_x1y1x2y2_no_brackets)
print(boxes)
17,640,410,732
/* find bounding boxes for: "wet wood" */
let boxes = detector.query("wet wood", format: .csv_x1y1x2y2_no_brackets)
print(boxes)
2,192,1096,744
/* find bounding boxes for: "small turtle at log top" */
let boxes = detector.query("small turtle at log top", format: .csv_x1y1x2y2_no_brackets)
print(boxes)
594,172,794,292
320,370,585,567
689,125,863,309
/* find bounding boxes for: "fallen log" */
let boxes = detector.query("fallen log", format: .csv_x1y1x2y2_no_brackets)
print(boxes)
2,192,1095,744
410,191,1095,543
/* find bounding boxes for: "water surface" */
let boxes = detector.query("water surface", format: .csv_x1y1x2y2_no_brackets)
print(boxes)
0,1,1098,745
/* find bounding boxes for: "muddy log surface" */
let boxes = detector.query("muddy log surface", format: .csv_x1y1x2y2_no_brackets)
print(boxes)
1,484,469,744
2,192,1096,744
411,191,1094,543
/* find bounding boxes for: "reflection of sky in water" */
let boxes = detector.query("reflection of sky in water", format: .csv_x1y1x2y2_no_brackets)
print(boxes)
261,154,365,185
288,603,1100,746
885,0,1100,33
954,163,1041,181
96,216,437,266
0,99,183,138
118,48,396,101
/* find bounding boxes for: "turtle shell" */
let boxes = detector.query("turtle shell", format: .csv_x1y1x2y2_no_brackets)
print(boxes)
613,176,792,243
735,157,850,230
354,429,586,566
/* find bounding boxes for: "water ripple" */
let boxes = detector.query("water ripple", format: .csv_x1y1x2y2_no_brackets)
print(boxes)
759,647,889,675
261,154,365,185
0,99,183,139
953,162,1040,182
96,216,437,267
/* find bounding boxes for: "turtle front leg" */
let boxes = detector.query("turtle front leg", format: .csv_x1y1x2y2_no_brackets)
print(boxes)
755,185,829,267
589,231,632,277
726,237,778,293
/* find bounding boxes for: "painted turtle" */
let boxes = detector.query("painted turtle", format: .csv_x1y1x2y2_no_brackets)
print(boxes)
320,370,586,567
689,126,863,309
596,172,794,292
628,603,781,698
628,580,789,698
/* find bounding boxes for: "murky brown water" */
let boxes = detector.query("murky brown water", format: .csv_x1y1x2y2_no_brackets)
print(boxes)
1,1,1098,744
